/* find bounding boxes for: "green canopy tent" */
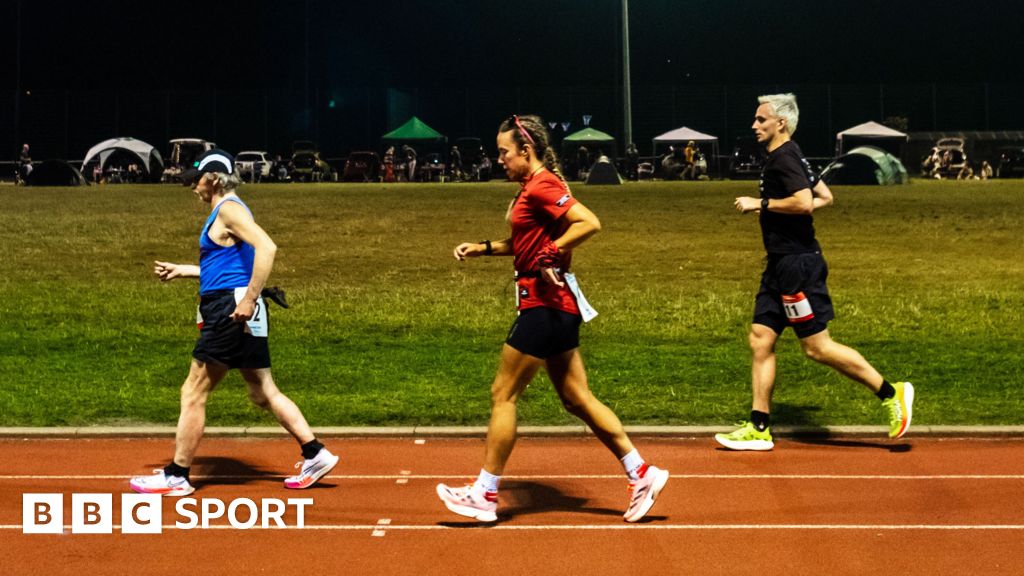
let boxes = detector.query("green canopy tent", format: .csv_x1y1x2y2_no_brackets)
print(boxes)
381,116,447,143
381,117,448,181
820,146,909,186
562,127,617,181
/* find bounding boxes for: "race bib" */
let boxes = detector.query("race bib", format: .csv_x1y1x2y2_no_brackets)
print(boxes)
234,287,269,337
782,292,814,323
564,273,598,323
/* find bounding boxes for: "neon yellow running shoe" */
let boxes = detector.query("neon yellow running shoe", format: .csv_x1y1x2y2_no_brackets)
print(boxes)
714,421,774,451
883,381,915,439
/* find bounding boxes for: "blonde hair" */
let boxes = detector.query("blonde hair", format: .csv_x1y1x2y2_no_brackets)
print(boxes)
758,93,800,135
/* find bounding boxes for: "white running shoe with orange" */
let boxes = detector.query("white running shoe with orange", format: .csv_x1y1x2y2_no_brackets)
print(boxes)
624,464,669,522
129,469,195,497
284,448,339,489
436,483,498,522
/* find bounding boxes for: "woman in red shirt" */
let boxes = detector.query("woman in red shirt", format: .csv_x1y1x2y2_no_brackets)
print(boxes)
436,115,669,523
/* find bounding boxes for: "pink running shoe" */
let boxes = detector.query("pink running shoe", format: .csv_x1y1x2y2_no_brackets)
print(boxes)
129,469,195,497
435,483,498,522
284,448,339,489
624,463,669,523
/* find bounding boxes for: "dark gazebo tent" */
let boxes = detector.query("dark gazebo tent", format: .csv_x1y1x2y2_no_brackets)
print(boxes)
835,121,908,157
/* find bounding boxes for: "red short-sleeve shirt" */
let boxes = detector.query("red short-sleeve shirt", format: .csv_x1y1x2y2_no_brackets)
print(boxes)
510,169,580,315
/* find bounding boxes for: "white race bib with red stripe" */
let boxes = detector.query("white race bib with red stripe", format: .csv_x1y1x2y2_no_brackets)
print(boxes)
782,292,814,323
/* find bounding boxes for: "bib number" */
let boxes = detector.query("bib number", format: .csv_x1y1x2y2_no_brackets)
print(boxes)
782,292,814,323
234,287,268,337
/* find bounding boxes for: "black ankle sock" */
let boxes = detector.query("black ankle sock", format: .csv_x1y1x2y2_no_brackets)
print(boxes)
751,410,771,431
301,439,325,460
164,462,190,480
876,380,895,400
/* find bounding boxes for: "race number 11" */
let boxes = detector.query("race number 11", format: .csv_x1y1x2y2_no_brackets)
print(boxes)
782,292,814,323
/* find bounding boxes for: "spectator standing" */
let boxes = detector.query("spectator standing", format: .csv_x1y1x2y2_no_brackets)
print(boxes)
17,143,32,183
403,144,418,182
625,142,640,181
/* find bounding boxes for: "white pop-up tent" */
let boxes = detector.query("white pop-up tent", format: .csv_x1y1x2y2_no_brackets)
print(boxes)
652,126,720,175
835,121,908,156
652,126,718,153
82,137,165,182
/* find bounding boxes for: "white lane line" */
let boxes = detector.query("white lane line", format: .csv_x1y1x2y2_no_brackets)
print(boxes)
3,474,1024,480
2,524,1024,531
396,471,411,485
371,518,391,537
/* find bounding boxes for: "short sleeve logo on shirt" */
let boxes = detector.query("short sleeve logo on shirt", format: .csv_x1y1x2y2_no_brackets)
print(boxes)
556,194,571,207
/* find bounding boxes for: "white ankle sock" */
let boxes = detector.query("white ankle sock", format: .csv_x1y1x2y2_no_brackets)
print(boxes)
620,450,645,481
472,469,501,494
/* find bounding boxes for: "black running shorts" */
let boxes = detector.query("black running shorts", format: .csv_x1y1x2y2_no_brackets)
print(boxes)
752,252,834,339
505,307,582,359
192,290,271,369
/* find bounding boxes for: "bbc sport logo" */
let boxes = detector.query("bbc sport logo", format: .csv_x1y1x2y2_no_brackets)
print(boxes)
22,493,313,534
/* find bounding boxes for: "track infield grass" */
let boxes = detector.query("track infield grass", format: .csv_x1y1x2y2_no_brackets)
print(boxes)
0,179,1021,427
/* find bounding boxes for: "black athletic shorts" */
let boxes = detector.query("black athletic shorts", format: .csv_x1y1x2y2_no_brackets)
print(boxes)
192,290,271,369
753,252,834,339
506,307,582,359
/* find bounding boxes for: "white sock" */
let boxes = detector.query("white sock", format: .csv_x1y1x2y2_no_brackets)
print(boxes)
472,468,501,494
620,450,645,481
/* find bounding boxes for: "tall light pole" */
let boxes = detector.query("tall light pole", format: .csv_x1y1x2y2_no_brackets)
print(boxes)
15,0,22,151
304,0,310,137
622,0,633,149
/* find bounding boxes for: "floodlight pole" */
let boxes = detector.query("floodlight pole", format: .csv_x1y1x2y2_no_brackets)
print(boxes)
304,0,310,137
15,0,21,151
622,0,633,149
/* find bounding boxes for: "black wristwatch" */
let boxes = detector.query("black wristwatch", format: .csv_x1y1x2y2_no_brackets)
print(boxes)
761,197,769,211
481,240,493,256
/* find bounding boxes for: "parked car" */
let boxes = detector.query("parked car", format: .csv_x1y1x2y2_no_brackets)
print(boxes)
996,146,1024,178
342,151,381,182
235,150,272,181
162,138,216,183
729,136,766,179
289,141,333,182
922,137,967,179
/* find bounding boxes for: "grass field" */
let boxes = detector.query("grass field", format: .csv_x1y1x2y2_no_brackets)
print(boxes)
1,179,1021,427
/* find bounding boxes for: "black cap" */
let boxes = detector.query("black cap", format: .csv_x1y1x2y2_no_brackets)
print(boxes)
179,149,235,185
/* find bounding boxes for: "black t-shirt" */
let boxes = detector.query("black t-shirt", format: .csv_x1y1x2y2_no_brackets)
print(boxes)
758,140,820,254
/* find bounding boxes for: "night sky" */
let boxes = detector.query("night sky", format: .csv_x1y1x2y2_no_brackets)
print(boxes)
3,0,1023,158
5,0,1022,91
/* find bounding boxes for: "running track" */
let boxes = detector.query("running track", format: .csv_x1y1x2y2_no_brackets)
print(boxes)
2,436,1023,575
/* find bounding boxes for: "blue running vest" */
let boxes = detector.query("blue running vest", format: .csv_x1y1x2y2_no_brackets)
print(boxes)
199,197,255,294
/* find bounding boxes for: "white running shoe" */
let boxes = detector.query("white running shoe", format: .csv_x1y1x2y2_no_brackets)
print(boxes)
435,483,498,522
284,448,339,489
624,464,669,523
129,469,195,497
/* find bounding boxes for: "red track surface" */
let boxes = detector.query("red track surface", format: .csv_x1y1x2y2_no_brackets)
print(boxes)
2,436,1023,575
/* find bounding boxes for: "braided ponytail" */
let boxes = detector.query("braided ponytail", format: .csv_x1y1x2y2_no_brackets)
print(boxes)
498,114,566,183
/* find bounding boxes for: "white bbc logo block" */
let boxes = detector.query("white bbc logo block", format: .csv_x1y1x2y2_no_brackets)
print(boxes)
121,494,163,534
71,493,113,534
23,494,64,534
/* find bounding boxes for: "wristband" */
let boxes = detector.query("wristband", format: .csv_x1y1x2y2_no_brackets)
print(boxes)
532,241,562,270
481,240,493,256
761,197,769,211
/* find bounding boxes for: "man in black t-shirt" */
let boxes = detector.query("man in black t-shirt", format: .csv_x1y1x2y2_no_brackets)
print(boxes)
717,93,915,451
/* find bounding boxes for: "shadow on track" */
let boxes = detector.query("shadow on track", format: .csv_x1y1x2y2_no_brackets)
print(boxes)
438,480,626,527
190,456,283,487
